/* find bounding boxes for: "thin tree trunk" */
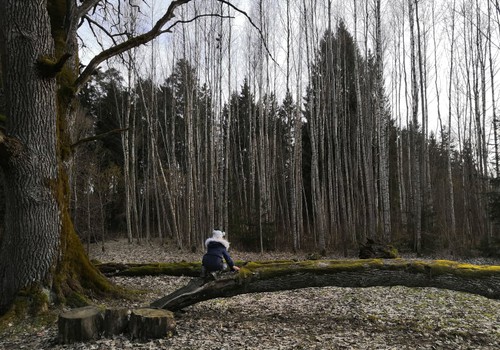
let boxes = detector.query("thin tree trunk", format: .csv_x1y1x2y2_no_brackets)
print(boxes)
408,0,422,254
375,0,391,242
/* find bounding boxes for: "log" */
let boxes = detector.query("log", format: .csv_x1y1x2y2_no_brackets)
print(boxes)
151,259,500,311
58,306,104,344
103,307,129,336
95,261,201,277
129,308,176,340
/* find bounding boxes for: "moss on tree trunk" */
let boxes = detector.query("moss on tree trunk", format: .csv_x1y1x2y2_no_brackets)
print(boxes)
0,0,122,318
151,259,500,311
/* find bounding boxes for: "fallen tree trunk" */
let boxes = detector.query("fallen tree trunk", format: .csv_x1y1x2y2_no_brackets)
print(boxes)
150,259,500,311
94,261,201,277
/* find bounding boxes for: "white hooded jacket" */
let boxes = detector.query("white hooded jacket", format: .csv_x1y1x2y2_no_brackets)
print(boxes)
205,230,230,249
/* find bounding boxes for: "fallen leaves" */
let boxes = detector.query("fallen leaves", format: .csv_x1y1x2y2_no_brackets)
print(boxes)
0,239,498,349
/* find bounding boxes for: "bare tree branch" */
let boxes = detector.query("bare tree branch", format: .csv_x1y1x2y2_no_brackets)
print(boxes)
75,0,191,91
75,0,278,90
70,128,129,150
76,0,104,20
84,15,127,46
215,0,278,65
159,13,234,34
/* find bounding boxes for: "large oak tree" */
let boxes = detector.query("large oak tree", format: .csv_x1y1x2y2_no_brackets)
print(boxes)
0,0,225,314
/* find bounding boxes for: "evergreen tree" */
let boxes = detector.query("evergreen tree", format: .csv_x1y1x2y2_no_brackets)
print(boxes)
302,23,380,250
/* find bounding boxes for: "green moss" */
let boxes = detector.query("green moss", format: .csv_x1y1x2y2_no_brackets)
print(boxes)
65,292,91,308
236,258,500,284
428,260,500,278
0,285,54,329
388,245,399,258
374,259,500,279
236,259,385,280
30,288,50,314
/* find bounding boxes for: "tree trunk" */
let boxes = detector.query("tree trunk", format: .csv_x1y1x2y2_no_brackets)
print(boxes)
151,259,500,311
445,0,457,244
0,0,208,315
408,0,422,254
375,0,391,243
0,0,116,314
0,0,63,311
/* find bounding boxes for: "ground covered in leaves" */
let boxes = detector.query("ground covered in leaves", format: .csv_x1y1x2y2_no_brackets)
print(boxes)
0,239,499,349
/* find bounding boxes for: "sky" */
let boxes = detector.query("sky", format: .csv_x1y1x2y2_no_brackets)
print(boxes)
78,0,500,170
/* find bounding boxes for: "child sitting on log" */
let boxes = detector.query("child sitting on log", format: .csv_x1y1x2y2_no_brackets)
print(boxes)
201,230,240,278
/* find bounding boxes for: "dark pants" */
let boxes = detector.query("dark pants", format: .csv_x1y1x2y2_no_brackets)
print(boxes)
202,254,224,272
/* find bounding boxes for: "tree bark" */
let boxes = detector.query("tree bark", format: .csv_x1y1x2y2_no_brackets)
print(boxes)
151,259,500,311
129,308,176,340
58,306,104,344
0,0,196,315
375,0,391,243
0,0,61,312
103,307,129,337
408,0,422,253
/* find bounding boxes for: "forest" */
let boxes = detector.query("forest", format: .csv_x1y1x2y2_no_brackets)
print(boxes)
0,0,500,347
2,1,500,257
39,0,500,256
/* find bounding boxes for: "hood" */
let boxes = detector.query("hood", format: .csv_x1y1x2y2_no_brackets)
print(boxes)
205,237,230,249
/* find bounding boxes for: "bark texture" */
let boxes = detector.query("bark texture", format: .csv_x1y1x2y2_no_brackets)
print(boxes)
103,307,129,337
129,308,176,340
58,306,104,344
0,0,194,315
0,0,60,312
151,259,500,311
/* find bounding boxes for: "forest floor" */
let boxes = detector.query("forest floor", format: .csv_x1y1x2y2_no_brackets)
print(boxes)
0,239,499,349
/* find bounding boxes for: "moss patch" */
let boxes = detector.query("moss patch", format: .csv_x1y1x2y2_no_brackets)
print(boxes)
378,259,500,278
237,259,384,280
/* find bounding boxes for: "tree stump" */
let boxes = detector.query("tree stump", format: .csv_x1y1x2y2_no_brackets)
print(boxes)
104,307,129,336
58,306,104,344
129,308,176,340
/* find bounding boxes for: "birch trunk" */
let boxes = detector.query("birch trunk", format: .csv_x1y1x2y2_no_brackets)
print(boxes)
375,0,391,242
408,0,422,253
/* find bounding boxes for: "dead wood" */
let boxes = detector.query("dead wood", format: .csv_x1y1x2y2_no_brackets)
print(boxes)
94,261,201,277
150,259,500,311
129,308,176,340
58,306,103,344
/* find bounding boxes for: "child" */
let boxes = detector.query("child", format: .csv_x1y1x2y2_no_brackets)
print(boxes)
201,230,240,277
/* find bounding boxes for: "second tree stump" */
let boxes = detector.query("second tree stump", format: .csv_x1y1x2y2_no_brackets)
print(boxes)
129,308,176,340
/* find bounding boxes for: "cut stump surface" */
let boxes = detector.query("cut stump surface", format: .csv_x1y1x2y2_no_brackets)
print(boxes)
58,306,103,344
129,308,176,340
